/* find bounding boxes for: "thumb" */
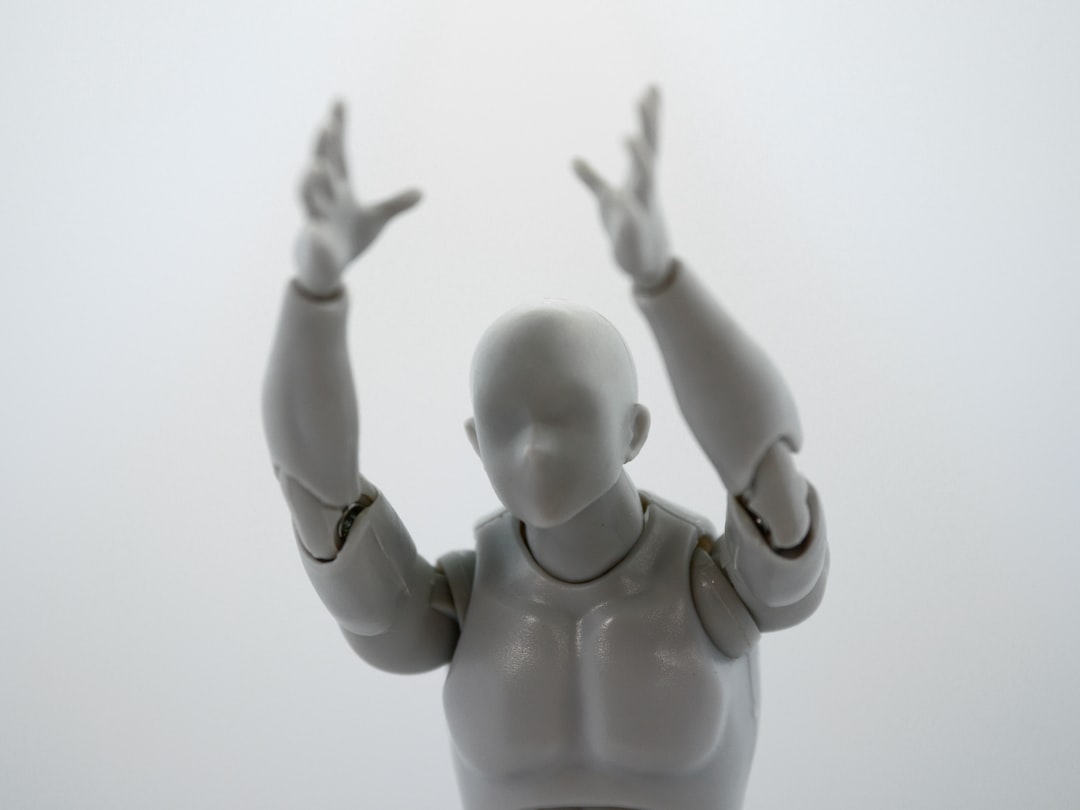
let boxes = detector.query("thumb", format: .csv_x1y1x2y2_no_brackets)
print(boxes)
372,188,423,225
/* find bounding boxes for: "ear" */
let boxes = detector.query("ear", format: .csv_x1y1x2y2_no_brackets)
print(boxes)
624,404,651,463
464,417,481,457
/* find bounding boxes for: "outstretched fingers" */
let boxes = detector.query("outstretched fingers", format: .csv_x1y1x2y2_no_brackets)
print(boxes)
626,135,654,205
638,85,661,153
315,101,349,179
299,162,335,219
371,188,423,225
572,158,615,203
574,157,631,236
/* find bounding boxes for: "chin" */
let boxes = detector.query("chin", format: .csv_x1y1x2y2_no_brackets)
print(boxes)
520,510,571,530
513,489,597,529
513,503,569,529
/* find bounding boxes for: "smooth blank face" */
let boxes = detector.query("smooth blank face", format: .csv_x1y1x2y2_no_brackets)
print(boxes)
467,304,644,528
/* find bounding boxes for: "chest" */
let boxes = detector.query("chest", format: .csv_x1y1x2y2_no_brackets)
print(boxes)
443,532,737,777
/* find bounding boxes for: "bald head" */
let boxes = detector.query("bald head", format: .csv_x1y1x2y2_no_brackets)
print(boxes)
465,302,649,528
470,302,638,407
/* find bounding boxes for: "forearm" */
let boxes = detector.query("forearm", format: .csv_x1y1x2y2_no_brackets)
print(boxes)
262,281,365,556
634,259,802,494
637,259,815,554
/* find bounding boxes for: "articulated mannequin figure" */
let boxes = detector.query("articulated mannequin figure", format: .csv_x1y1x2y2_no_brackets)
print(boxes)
263,88,828,810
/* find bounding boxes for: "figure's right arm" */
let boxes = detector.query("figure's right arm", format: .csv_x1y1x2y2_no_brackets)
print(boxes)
262,103,464,673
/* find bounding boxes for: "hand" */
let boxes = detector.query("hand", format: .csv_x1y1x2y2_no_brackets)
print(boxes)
573,86,671,290
294,102,421,297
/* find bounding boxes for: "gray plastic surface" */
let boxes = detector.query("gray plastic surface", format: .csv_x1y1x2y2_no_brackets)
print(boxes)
444,496,759,810
262,88,828,810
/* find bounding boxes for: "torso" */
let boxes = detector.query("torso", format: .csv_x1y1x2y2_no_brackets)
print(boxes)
443,496,760,810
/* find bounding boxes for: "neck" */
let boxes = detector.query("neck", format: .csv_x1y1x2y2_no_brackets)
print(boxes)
523,471,644,583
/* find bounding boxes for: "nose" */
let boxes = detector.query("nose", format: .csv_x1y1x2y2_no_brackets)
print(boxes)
518,423,557,465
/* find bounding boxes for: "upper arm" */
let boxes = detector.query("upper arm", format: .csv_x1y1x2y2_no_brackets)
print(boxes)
295,483,464,674
341,548,476,674
713,483,829,633
692,471,828,657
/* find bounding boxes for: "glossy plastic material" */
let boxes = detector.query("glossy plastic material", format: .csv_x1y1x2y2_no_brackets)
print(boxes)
262,88,828,810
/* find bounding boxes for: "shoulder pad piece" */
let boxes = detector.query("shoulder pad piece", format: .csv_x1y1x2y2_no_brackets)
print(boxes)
436,549,477,625
639,490,717,539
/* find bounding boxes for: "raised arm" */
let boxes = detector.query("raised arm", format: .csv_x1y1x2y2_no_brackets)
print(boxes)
263,103,462,672
573,89,827,642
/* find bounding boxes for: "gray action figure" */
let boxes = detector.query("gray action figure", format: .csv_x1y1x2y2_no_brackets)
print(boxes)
263,88,828,810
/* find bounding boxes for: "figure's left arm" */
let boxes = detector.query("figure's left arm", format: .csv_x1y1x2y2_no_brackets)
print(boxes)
574,89,827,645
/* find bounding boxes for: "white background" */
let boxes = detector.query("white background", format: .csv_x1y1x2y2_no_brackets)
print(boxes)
3,1,1078,808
